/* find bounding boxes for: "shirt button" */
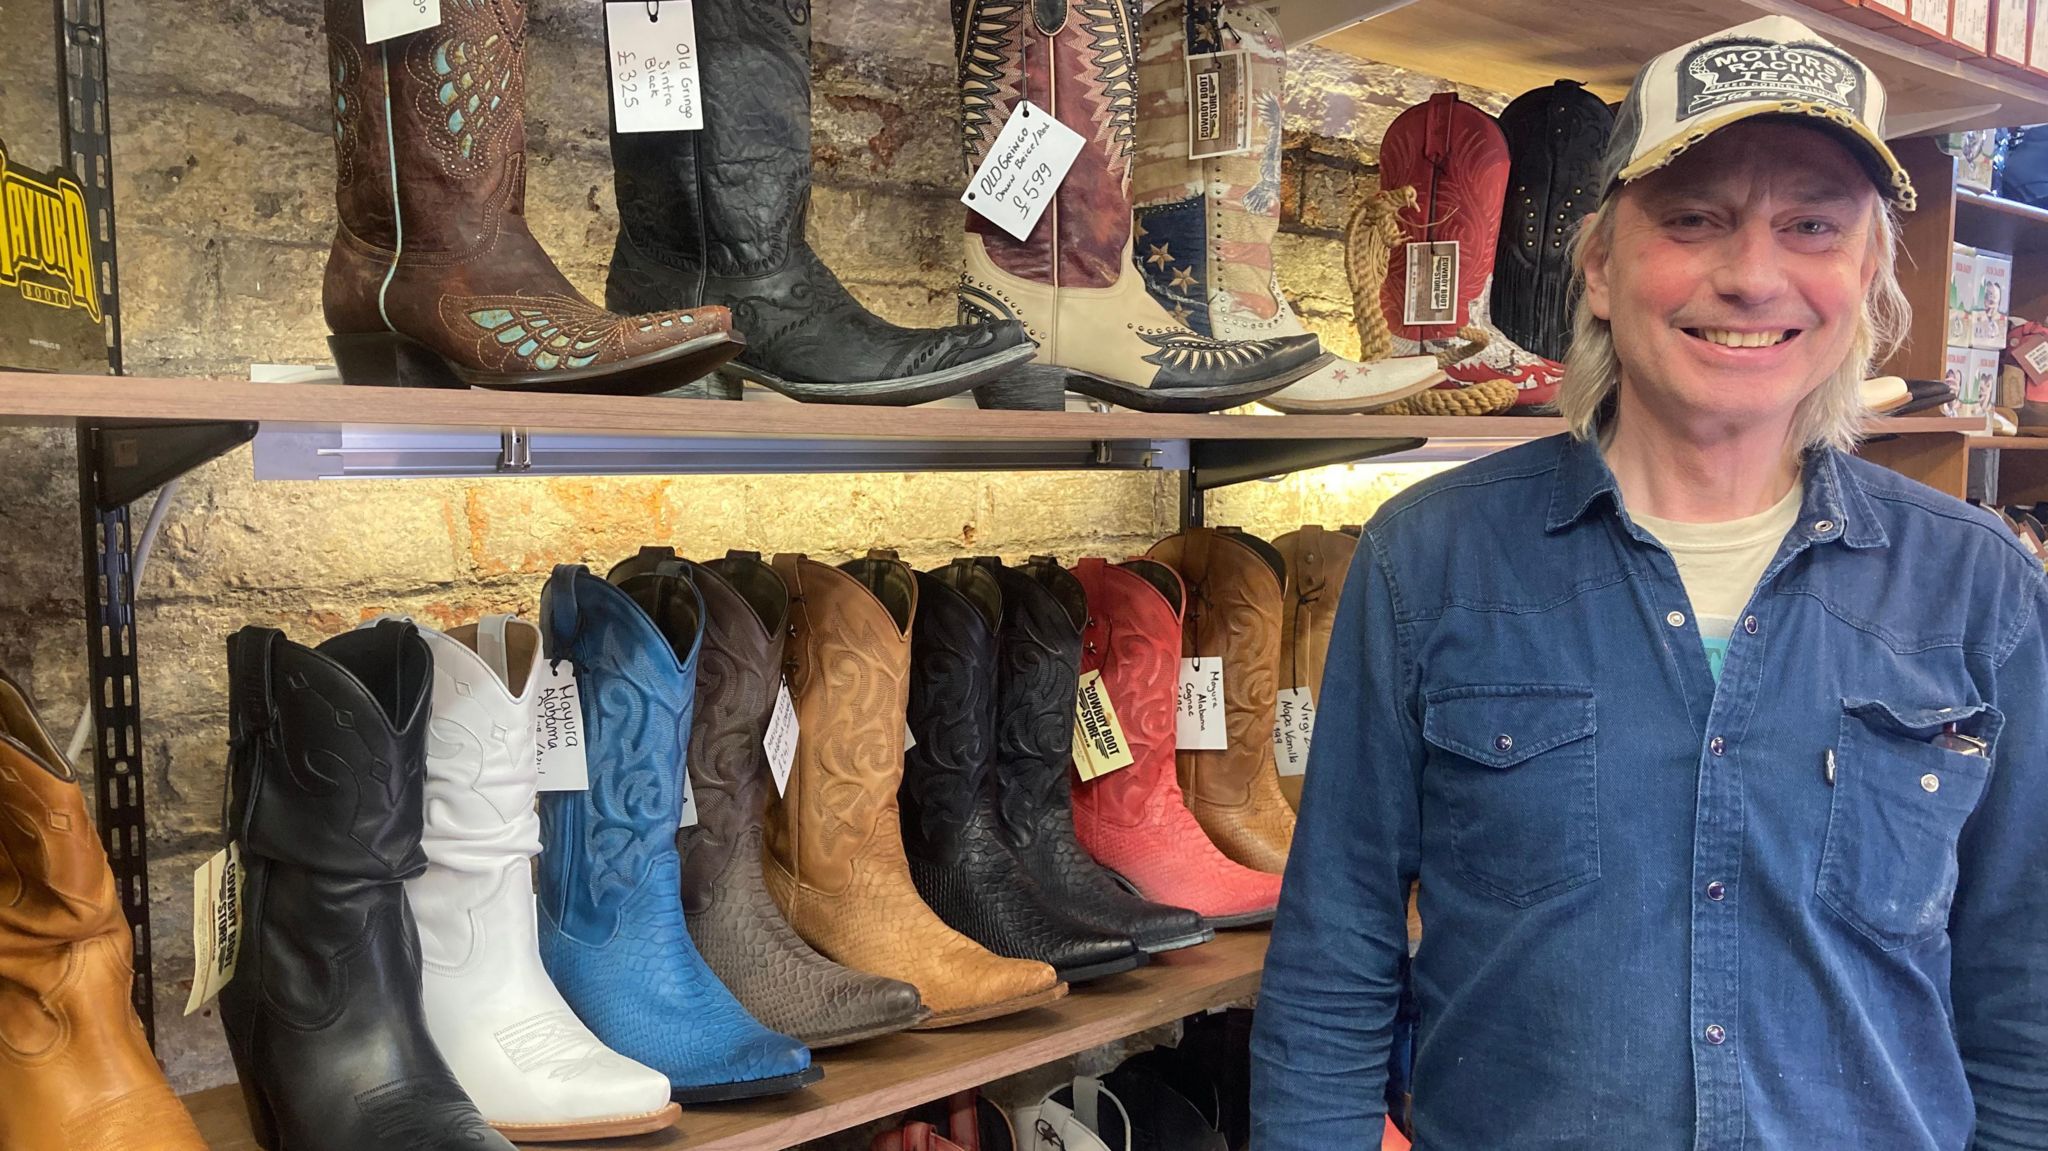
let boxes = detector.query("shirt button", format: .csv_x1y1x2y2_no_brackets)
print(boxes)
1921,773,1941,793
1813,519,1835,534
1743,615,1759,635
1666,610,1686,627
1494,734,1514,753
1709,736,1726,756
1706,880,1727,901
1705,1024,1727,1045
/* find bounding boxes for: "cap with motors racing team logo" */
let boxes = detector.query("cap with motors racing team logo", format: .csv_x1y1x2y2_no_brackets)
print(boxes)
1597,15,1917,211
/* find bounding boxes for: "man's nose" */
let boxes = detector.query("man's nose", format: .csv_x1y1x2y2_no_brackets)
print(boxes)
1709,217,1790,304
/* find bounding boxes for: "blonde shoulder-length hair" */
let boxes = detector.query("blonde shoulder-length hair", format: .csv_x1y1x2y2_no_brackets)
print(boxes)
1555,193,1911,454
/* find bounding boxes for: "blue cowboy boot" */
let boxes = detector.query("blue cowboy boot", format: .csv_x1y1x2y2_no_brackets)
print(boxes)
535,564,819,1103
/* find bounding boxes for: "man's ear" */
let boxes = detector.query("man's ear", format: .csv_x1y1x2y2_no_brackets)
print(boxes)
1581,212,1613,323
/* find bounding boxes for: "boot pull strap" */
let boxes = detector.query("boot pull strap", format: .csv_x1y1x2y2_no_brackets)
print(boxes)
224,627,282,845
541,565,586,665
476,614,514,688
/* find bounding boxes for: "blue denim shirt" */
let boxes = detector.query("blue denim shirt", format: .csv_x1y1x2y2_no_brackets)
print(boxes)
1250,434,2048,1150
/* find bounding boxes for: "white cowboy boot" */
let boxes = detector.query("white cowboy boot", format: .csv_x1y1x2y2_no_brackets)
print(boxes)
401,616,679,1142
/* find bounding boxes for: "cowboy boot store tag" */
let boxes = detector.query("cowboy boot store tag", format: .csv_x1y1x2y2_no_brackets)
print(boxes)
1073,669,1136,780
1186,51,1252,159
363,0,440,44
1177,658,1228,750
533,660,592,792
1271,687,1316,777
185,844,243,1015
763,679,800,798
963,100,1086,242
1403,241,1459,326
606,1,705,133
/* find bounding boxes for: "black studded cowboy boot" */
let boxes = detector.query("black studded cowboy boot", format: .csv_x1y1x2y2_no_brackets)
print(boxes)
607,0,1036,405
897,557,1142,984
977,557,1210,955
1491,81,1612,392
607,548,929,1048
220,620,514,1151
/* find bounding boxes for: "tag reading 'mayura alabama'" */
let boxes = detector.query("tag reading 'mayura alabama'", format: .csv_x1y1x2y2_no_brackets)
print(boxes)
1186,50,1252,159
1271,686,1316,777
1073,669,1136,780
185,844,242,1015
1403,240,1459,327
1177,658,1228,750
962,100,1086,243
533,660,591,793
606,0,704,133
363,0,440,44
763,679,800,797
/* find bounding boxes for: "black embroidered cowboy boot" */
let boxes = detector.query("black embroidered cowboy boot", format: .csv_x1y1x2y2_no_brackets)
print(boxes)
607,0,1036,406
220,620,514,1151
898,557,1141,983
977,557,1210,955
323,0,742,394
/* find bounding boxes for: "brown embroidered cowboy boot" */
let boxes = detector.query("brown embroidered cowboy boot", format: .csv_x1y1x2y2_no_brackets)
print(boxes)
1270,526,1358,810
0,672,207,1151
763,554,1063,1028
322,0,742,394
1147,528,1295,873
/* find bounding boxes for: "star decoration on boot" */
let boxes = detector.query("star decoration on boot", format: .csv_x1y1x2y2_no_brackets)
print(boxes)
1171,303,1193,325
1170,266,1197,291
1146,243,1174,269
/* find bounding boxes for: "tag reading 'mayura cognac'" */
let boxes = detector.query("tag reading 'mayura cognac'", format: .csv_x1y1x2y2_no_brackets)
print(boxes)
606,0,704,133
1403,241,1459,327
962,100,1086,242
1176,658,1227,750
1271,686,1316,777
1073,669,1135,780
363,0,440,44
185,844,242,1015
1186,50,1252,159
533,660,591,792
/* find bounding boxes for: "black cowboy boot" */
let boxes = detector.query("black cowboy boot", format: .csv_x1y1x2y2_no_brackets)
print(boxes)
979,556,1211,955
607,0,1036,406
896,557,1142,983
220,620,514,1151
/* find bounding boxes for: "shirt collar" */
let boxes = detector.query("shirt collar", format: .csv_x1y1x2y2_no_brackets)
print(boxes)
1544,432,1889,549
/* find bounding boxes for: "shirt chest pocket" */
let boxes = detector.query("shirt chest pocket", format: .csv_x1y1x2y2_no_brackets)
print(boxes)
1423,685,1600,908
1817,698,1999,951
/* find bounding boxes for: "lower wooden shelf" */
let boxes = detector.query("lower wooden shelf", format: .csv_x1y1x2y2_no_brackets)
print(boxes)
185,928,1268,1151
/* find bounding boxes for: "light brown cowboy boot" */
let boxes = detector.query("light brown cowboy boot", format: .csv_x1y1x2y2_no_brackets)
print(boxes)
1146,528,1296,873
322,0,742,393
762,554,1063,1028
1270,526,1359,810
0,672,207,1151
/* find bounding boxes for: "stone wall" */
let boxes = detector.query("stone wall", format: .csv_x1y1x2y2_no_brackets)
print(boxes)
0,0,1487,1107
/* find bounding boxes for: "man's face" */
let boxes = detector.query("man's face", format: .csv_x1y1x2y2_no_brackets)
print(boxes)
1582,121,1882,434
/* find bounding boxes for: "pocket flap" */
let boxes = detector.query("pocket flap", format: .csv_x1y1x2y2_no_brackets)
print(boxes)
1424,685,1597,769
1843,697,2003,748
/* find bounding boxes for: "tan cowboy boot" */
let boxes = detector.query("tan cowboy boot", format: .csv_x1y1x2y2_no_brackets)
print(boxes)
0,672,207,1151
1146,529,1295,873
762,554,1063,1028
322,0,742,393
1270,526,1358,810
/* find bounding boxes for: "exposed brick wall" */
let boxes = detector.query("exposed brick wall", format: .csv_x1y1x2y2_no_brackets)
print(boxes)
0,0,1488,1110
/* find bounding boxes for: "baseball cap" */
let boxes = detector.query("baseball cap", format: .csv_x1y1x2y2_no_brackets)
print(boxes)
1598,15,1916,211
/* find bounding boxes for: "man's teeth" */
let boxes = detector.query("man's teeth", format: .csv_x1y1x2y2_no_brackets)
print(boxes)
1695,328,1790,348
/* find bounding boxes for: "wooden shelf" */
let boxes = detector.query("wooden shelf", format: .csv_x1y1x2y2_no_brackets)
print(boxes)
1954,188,2048,256
1315,0,2048,135
185,929,1268,1151
1970,434,2048,448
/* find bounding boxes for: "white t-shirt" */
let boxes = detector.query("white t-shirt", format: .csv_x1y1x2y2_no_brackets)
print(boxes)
1632,481,1803,681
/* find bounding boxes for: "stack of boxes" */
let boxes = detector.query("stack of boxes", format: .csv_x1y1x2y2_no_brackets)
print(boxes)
1948,243,2014,418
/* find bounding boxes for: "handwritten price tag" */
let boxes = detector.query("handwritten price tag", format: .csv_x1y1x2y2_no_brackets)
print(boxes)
364,0,440,44
532,660,591,792
962,100,1084,242
1271,686,1316,777
763,680,799,797
1176,658,1227,750
606,1,704,133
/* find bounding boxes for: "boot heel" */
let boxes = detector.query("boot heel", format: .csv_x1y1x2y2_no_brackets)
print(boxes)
973,364,1067,410
227,1039,282,1150
329,332,467,389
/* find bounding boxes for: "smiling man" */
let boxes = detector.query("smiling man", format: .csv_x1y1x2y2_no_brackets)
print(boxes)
1251,16,2048,1151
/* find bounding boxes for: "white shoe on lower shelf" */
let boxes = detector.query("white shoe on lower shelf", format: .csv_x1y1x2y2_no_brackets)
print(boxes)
398,616,680,1142
1013,1077,1130,1151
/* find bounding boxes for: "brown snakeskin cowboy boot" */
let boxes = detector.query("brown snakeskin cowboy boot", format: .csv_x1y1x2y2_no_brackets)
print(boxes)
322,0,742,393
0,673,207,1151
763,553,1063,1028
1270,526,1358,810
607,547,929,1048
1146,528,1296,873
